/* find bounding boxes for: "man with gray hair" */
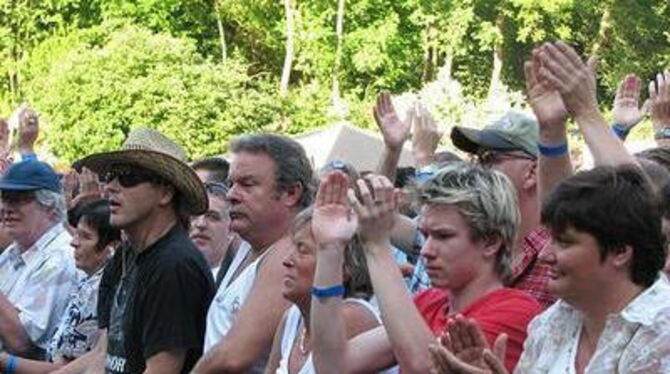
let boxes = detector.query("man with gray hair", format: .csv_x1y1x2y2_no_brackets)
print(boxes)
194,134,315,373
0,160,78,359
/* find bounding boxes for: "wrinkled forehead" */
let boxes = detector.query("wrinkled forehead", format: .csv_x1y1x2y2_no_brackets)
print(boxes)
228,151,278,180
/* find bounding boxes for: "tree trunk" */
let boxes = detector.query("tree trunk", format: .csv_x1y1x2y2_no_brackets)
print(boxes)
590,3,613,57
487,14,504,111
279,0,295,97
331,0,346,107
214,0,227,63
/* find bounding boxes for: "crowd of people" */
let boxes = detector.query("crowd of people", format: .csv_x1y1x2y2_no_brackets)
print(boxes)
0,40,669,374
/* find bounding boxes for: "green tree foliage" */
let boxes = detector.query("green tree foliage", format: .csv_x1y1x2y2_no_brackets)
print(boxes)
1,1,669,161
22,25,284,162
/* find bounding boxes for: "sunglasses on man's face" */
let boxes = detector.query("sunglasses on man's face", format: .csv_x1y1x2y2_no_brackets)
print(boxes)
102,167,165,188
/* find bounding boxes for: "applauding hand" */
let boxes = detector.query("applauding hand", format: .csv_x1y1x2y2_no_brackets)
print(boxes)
312,171,358,249
348,174,398,247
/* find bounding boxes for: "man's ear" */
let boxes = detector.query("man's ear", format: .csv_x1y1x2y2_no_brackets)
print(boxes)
522,160,537,191
158,184,176,207
280,182,304,208
481,234,504,260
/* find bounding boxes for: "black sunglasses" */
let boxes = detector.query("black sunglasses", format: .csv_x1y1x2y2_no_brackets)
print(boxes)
102,166,165,188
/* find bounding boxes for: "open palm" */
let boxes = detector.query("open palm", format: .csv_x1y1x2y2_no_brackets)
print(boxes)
612,74,646,128
524,54,568,126
312,171,358,247
374,91,409,148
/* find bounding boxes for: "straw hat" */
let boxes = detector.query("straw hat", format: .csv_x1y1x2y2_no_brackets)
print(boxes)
74,128,208,214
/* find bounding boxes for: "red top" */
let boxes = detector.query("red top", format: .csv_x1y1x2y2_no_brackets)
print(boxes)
414,287,542,372
509,226,557,309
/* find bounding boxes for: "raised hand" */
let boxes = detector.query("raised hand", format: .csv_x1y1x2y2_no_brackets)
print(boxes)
0,119,9,152
312,171,358,248
0,151,13,175
649,70,670,132
374,91,409,149
18,105,39,153
411,103,443,168
61,170,79,208
524,49,568,127
612,74,647,130
537,41,599,119
78,167,102,197
348,174,398,246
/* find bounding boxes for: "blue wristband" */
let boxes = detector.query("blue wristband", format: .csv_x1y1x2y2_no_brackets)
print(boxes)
612,124,629,140
20,152,37,161
312,285,345,299
537,142,568,157
5,354,17,374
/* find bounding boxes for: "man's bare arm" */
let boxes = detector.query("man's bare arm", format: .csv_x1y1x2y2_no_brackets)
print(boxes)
193,242,291,373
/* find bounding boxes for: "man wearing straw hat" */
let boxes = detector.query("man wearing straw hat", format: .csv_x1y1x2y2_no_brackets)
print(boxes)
194,134,314,373
73,128,214,374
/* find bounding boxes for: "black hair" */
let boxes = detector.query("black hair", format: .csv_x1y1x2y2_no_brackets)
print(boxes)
192,157,230,184
541,165,664,287
71,199,121,251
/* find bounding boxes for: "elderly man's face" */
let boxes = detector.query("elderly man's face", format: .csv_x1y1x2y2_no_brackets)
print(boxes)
0,190,53,243
226,151,288,245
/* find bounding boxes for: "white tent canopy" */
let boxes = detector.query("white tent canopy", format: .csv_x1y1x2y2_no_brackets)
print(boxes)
293,121,415,172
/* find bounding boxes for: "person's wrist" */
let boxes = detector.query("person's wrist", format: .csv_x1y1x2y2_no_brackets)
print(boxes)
572,106,603,126
317,241,347,253
386,142,404,152
611,123,630,140
18,145,35,154
412,152,435,169
360,237,391,254
538,116,568,129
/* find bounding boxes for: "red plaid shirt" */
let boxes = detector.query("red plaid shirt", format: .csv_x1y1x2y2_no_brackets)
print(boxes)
509,226,556,309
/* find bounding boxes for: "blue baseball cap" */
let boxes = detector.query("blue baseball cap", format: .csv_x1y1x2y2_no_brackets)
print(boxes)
0,160,61,193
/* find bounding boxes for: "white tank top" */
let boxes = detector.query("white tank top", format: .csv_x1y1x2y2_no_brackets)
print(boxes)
203,240,265,350
275,300,398,374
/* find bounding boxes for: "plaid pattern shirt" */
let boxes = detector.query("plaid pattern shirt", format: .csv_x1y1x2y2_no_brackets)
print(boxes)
509,226,556,309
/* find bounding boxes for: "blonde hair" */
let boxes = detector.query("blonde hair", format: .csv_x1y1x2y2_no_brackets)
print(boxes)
418,162,519,283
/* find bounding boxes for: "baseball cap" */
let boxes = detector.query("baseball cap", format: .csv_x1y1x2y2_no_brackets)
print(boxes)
0,160,62,193
451,111,539,158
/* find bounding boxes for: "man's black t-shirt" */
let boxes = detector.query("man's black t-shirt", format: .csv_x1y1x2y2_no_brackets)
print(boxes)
103,225,214,374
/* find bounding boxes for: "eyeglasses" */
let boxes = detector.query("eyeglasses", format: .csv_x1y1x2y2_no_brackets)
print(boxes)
477,150,535,166
102,166,165,188
0,191,36,205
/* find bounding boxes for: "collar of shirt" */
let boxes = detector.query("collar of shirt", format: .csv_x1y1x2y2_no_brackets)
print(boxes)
6,223,66,270
550,273,670,327
620,273,670,326
510,226,551,281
